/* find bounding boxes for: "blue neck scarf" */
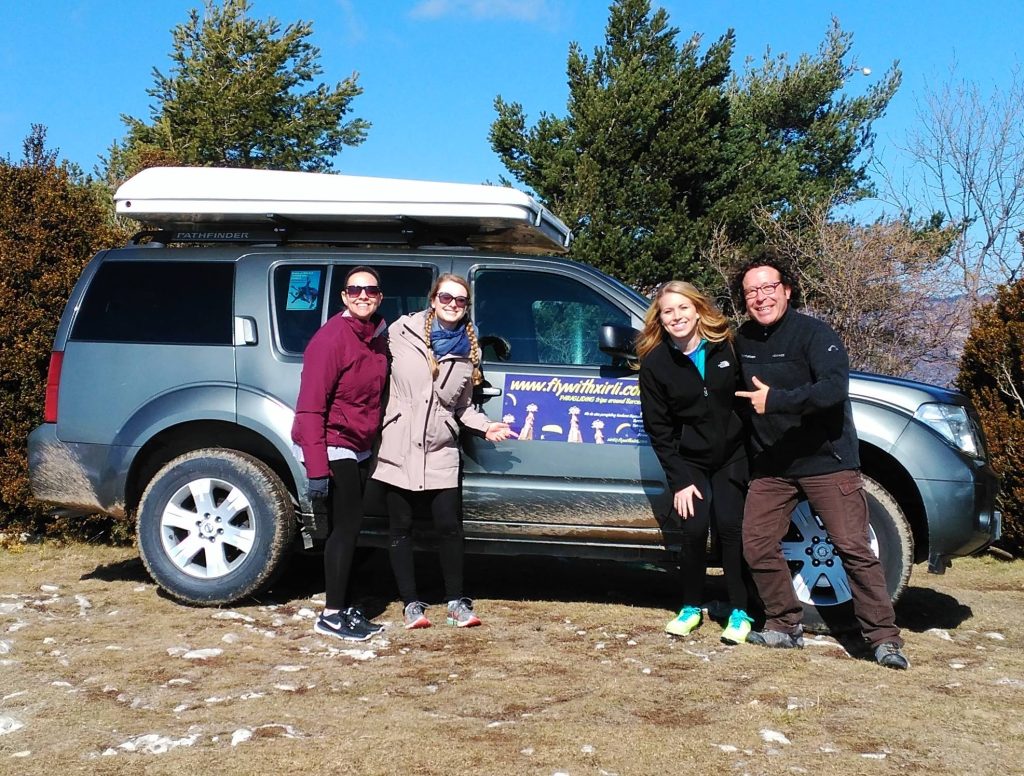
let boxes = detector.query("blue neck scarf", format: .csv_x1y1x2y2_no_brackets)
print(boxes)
430,316,471,358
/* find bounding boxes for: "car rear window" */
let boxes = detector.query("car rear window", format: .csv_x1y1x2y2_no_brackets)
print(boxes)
71,261,234,345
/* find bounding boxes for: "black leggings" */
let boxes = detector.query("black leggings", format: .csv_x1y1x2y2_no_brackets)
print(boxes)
677,455,753,613
386,485,464,604
323,457,370,610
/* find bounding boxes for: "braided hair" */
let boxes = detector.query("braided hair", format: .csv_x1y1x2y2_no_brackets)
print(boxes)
424,273,482,385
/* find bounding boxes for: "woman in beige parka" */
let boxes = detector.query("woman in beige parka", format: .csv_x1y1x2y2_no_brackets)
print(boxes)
372,273,515,629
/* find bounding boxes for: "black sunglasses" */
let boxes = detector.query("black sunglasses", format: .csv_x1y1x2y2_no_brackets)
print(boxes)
436,291,469,308
345,284,381,298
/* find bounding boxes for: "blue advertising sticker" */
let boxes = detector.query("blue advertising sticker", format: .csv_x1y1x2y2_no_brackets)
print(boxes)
286,269,322,310
500,373,648,446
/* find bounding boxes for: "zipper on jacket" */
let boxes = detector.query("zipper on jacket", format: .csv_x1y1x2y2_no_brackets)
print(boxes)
439,361,457,390
382,412,402,430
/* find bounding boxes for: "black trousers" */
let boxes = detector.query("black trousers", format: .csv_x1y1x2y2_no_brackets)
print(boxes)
323,457,370,610
386,485,464,604
676,455,753,613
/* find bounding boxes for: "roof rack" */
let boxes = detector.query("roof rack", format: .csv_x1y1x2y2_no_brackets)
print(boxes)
116,167,573,254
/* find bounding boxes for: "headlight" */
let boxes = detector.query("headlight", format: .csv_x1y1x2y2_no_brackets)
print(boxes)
913,403,984,458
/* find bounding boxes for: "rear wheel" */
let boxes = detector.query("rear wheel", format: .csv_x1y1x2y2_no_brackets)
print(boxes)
781,475,913,633
137,449,295,605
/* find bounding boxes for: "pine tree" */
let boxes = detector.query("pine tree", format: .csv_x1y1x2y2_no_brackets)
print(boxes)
108,0,369,182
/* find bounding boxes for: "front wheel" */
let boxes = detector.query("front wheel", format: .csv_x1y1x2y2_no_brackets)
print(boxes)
781,475,914,633
137,449,296,605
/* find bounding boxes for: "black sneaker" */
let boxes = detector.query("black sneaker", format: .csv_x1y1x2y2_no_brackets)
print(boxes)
747,626,804,649
314,611,371,642
874,641,910,670
343,607,384,636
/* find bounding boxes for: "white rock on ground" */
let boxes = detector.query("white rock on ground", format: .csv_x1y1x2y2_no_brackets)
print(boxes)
927,628,954,641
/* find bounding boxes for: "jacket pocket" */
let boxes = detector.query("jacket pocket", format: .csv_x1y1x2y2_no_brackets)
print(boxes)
444,418,460,444
837,470,863,496
376,413,407,466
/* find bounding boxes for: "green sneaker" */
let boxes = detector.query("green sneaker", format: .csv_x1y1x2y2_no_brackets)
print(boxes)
720,609,754,644
665,605,702,636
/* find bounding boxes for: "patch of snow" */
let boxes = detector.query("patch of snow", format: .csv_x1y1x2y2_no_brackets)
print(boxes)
117,732,199,755
231,729,252,747
0,716,25,736
760,729,791,745
212,611,255,623
338,649,376,661
182,648,223,660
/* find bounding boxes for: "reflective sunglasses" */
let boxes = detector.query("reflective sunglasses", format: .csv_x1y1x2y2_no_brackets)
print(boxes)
436,291,469,308
345,284,381,298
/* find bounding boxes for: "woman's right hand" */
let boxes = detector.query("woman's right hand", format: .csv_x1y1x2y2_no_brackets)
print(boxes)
673,485,703,519
306,476,329,502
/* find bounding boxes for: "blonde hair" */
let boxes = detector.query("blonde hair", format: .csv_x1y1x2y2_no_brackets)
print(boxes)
634,280,732,364
424,273,482,385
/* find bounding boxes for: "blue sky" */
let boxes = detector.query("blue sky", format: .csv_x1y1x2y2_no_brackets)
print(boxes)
1,0,1021,205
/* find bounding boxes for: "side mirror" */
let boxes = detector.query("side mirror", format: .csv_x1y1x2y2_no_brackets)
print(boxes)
599,324,639,362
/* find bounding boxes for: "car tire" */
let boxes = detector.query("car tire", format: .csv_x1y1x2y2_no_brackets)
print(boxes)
137,448,296,605
781,475,914,634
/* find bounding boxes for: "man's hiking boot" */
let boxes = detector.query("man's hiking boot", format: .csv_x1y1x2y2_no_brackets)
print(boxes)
747,626,804,649
874,641,910,669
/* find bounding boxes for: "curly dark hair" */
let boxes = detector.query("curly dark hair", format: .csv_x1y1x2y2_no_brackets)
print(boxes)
729,247,802,310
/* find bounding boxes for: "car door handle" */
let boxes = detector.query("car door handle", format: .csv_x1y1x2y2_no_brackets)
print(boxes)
233,316,258,345
475,385,502,398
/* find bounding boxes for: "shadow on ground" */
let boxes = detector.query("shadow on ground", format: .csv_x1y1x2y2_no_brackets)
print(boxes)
79,547,973,635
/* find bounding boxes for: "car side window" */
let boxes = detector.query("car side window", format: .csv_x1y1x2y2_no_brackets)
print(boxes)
273,264,328,354
327,265,434,324
273,264,436,354
473,268,630,366
71,261,234,345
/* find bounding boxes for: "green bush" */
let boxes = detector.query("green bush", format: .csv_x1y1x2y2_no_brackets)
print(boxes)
0,127,130,542
956,279,1024,557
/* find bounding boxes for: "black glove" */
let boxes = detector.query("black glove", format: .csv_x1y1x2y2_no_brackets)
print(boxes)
306,476,329,502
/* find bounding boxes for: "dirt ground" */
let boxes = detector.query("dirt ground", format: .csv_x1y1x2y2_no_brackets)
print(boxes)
0,543,1022,776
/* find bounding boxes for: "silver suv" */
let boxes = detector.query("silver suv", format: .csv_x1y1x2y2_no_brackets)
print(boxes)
27,168,1000,631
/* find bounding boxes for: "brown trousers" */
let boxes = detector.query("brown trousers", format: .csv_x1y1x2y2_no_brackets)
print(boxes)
742,469,902,647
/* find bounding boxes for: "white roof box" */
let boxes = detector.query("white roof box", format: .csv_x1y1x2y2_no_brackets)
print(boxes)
114,166,572,253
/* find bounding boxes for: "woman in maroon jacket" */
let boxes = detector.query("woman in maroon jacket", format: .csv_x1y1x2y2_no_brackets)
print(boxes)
292,266,388,642
637,280,755,645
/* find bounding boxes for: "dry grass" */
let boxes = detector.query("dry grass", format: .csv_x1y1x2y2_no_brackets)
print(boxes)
1,543,1022,775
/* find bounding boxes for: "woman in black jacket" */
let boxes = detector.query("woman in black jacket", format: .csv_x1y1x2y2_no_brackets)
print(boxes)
637,280,754,644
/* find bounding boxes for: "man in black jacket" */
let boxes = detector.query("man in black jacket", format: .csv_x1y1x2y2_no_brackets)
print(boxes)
731,254,909,669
